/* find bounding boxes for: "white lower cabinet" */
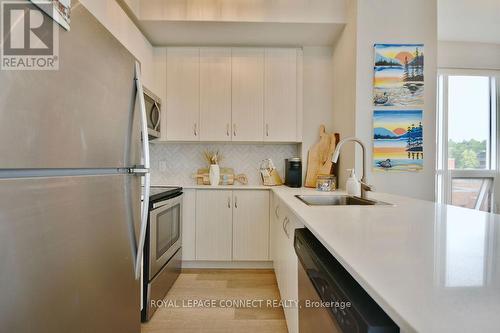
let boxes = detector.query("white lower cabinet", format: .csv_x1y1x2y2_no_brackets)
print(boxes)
194,189,270,261
181,189,196,260
195,190,233,260
232,190,270,260
271,193,300,333
188,189,299,333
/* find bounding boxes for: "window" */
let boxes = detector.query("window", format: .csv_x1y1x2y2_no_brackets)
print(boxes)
437,70,499,212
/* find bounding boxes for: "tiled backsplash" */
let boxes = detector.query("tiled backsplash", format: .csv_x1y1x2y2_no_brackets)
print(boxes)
150,143,299,185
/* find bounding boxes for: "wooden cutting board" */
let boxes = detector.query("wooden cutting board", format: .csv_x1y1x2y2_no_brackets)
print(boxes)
195,167,235,185
305,125,339,188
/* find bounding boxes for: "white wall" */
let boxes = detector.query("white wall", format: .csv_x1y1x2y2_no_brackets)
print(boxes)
78,0,156,91
438,0,500,45
332,0,437,201
136,0,347,23
438,41,500,70
331,0,357,187
356,0,437,201
301,47,335,178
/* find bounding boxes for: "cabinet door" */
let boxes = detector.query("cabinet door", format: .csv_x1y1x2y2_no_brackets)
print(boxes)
181,189,196,261
283,214,300,333
195,190,233,260
199,48,232,141
231,48,264,141
232,190,269,261
166,47,200,141
264,48,297,142
272,197,287,303
270,193,279,262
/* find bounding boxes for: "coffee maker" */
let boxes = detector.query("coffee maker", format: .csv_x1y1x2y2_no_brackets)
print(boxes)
285,158,302,188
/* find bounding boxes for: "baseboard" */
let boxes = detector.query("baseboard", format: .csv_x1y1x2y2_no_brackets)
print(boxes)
181,260,273,269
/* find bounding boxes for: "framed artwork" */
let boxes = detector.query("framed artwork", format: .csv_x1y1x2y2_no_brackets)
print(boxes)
373,44,424,107
373,110,423,172
31,0,71,30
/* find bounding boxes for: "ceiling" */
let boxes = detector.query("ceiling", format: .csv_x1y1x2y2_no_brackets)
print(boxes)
120,0,500,46
141,21,345,47
438,0,500,44
117,0,346,47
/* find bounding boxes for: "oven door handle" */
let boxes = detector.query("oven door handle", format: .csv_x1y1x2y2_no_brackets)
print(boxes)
152,193,183,210
133,61,150,281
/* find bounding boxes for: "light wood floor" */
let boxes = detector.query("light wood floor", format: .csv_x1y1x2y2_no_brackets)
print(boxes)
141,269,288,333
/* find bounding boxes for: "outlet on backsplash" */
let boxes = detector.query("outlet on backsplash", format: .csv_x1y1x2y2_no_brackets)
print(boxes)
150,143,299,186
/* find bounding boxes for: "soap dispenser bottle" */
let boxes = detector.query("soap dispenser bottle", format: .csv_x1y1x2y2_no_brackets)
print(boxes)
346,169,361,196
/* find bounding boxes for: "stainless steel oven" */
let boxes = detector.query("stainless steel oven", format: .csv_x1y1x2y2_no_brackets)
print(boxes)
143,86,161,139
142,186,183,322
149,193,182,277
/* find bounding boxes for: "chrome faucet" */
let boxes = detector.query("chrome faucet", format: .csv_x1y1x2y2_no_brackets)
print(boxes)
332,137,374,199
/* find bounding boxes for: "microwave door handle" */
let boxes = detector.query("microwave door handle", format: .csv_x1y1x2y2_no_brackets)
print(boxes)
133,61,150,280
148,104,155,129
153,101,161,131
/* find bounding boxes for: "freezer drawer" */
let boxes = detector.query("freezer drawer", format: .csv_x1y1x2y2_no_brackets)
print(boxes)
0,175,141,333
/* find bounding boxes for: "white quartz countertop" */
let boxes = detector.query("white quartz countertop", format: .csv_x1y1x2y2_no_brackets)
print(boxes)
153,182,500,331
152,183,277,190
271,186,500,333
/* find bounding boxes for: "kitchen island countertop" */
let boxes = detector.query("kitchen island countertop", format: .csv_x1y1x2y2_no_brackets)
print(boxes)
271,186,500,333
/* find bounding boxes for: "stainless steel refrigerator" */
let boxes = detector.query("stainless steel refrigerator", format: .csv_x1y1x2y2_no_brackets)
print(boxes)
0,2,150,332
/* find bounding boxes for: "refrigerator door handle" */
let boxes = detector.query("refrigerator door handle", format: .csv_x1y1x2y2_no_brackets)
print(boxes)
133,61,150,280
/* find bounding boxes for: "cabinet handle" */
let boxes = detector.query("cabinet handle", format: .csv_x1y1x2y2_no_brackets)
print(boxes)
227,197,231,208
266,124,269,137
282,217,287,236
234,196,238,208
284,217,290,239
194,123,198,136
233,123,236,137
275,205,280,218
226,123,230,137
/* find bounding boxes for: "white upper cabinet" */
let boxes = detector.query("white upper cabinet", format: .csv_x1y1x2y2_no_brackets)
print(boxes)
166,47,200,141
199,48,232,141
264,48,298,142
231,48,265,141
164,47,300,142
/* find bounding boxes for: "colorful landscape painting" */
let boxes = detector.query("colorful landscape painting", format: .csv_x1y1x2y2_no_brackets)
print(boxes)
373,44,424,107
373,110,423,172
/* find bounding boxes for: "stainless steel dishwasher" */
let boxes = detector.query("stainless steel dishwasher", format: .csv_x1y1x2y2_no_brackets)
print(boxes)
294,228,399,333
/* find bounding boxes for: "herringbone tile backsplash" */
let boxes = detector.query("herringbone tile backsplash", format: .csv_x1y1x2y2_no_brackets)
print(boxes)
150,143,299,185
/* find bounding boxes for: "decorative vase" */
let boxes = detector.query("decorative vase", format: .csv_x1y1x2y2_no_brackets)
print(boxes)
209,164,220,186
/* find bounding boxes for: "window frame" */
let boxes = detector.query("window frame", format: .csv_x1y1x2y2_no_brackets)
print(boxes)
437,68,500,212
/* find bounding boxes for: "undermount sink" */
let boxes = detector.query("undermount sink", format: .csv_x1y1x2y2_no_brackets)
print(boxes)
295,195,391,206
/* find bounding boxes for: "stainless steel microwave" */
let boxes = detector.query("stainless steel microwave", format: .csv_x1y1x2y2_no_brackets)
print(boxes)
143,86,161,139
